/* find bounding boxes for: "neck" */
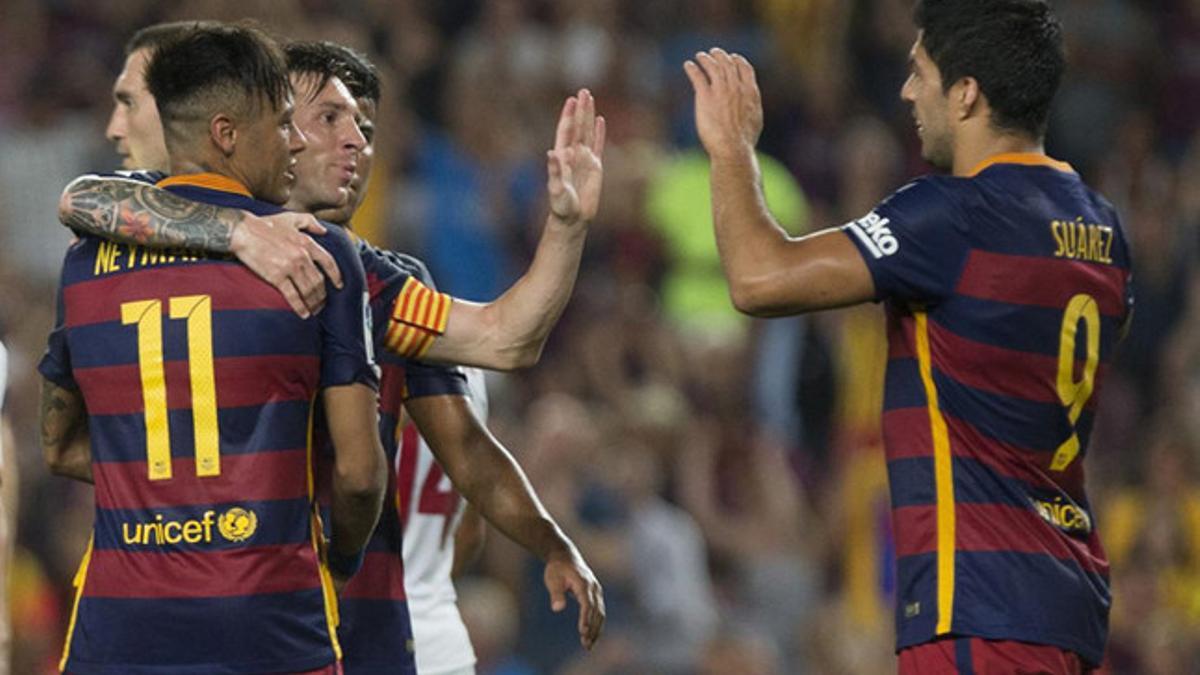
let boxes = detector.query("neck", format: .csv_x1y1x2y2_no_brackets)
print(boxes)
951,128,1043,177
170,148,247,186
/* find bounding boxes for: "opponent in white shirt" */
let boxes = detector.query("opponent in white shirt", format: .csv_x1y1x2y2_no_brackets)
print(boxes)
401,368,489,675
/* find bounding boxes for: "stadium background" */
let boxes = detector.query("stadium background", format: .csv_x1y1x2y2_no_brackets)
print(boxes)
0,0,1197,672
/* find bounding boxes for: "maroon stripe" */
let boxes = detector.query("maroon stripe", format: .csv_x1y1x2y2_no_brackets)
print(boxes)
94,451,310,510
893,501,1107,575
955,503,1108,576
341,551,407,600
943,412,1086,497
954,251,1128,317
65,264,291,327
84,542,322,598
73,355,318,415
892,504,937,557
379,363,407,413
882,407,933,461
928,320,1108,406
884,407,1087,498
886,310,917,359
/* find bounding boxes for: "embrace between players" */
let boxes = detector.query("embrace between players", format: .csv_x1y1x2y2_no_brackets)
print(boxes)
40,1,1132,674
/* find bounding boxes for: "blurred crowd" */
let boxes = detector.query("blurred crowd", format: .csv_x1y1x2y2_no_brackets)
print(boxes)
1,0,1198,673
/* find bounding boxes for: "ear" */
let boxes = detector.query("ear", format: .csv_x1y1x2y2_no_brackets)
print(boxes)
953,76,982,122
209,113,237,157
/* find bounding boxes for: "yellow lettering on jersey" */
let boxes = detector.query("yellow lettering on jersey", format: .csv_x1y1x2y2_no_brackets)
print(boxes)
94,240,121,276
1050,218,1113,264
124,244,140,269
163,521,183,544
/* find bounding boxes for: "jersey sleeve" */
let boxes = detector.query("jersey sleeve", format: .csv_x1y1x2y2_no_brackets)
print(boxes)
841,178,971,304
376,250,453,360
38,263,78,389
316,227,379,390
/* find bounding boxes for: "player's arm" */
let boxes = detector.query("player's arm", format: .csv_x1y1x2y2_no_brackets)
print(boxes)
58,175,342,318
419,90,606,370
407,394,605,649
451,503,486,577
322,384,387,590
684,49,876,316
317,228,388,590
39,380,93,484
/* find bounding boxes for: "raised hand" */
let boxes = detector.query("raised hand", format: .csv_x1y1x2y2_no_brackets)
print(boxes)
547,89,606,226
684,48,764,161
544,547,606,650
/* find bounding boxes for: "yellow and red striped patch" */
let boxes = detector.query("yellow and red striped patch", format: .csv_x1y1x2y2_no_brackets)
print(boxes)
384,277,451,358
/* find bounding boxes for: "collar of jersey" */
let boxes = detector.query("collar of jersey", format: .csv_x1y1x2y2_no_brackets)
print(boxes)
967,152,1074,178
155,172,253,197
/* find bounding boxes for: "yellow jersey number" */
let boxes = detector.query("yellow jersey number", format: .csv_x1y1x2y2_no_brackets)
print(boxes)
121,295,219,481
1049,293,1100,471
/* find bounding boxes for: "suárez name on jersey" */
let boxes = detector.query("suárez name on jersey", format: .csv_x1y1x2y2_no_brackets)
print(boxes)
845,211,900,259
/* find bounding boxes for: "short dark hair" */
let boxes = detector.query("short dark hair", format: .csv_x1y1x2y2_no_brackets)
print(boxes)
124,20,222,56
146,24,290,141
915,0,1065,138
285,41,381,104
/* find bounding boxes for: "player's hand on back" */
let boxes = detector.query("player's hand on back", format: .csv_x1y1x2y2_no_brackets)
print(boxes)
684,48,764,162
229,211,344,319
544,546,606,650
547,89,606,227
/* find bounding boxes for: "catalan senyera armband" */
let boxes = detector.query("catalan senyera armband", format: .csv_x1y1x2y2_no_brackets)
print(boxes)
383,277,451,358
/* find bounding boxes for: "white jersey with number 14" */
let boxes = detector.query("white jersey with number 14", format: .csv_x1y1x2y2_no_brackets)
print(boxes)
400,369,488,675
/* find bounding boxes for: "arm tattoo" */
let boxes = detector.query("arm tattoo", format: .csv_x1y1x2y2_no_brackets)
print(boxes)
63,177,243,252
40,381,86,449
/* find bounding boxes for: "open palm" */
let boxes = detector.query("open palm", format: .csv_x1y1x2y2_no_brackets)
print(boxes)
548,89,606,224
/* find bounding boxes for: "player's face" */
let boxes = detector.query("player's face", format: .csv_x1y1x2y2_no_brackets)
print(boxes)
106,48,170,172
285,74,366,215
238,96,306,205
901,35,953,170
314,96,376,226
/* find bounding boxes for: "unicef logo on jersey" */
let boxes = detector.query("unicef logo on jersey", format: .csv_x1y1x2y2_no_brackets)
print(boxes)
218,507,258,543
120,506,259,547
845,211,900,259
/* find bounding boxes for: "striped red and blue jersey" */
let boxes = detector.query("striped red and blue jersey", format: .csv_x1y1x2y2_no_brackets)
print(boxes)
841,154,1133,666
39,173,377,675
316,243,466,675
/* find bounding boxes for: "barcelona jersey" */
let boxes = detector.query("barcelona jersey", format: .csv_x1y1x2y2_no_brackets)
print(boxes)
318,244,466,675
841,154,1133,666
39,173,377,674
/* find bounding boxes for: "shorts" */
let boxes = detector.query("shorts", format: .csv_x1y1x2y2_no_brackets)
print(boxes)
898,637,1092,675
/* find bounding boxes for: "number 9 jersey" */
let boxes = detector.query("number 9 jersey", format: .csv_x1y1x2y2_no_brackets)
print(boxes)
841,154,1133,667
39,175,378,675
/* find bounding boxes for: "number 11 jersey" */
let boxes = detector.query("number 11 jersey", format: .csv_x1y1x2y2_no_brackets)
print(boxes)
39,174,378,675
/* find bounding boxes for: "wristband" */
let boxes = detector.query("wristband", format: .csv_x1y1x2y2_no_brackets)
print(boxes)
326,546,365,579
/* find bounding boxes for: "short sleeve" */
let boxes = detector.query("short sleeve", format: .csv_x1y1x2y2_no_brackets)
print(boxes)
841,178,971,304
38,267,78,390
378,251,453,359
317,227,379,390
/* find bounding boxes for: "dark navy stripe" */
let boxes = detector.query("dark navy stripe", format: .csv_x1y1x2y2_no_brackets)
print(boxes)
884,358,927,410
887,456,1046,509
66,309,318,368
932,297,1122,361
88,400,311,463
94,498,312,550
894,552,937,644
339,598,417,674
66,591,334,674
949,550,1108,665
955,638,975,675
933,369,1093,453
